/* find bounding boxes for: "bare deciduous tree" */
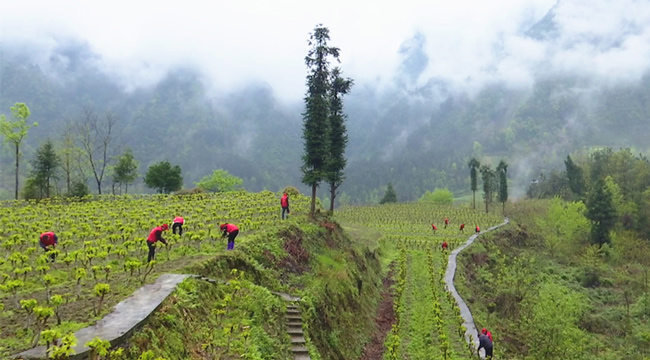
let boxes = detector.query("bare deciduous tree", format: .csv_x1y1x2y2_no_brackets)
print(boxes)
76,108,120,195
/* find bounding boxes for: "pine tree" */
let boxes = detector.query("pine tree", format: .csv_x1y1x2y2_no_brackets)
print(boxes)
586,179,617,246
301,24,340,215
565,155,586,197
497,160,508,214
30,140,60,198
380,183,398,204
326,68,353,213
468,157,481,209
480,164,495,213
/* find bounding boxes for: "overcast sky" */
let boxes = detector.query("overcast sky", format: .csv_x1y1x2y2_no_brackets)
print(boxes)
2,0,650,102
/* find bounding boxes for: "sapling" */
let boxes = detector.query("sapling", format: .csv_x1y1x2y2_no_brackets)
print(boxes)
32,306,54,346
47,332,77,360
94,283,110,316
85,337,111,360
37,265,50,275
43,274,55,301
4,279,24,308
40,328,61,350
75,268,86,298
51,295,64,325
91,266,100,284
103,265,112,281
141,260,157,284
20,298,38,329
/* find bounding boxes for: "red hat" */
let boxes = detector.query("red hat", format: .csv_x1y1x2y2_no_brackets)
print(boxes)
482,328,487,334
161,224,169,230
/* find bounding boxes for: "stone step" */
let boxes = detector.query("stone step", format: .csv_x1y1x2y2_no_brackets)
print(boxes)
292,345,309,354
287,309,300,315
287,315,302,320
294,354,311,360
288,328,303,335
291,336,306,344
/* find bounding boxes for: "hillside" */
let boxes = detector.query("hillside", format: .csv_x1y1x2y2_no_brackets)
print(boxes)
3,40,650,203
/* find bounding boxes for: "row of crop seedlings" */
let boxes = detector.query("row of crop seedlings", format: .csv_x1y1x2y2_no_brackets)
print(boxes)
385,242,407,360
385,241,475,360
0,192,310,318
426,248,476,359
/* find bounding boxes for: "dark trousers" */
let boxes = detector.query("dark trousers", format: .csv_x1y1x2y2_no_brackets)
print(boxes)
172,222,183,235
147,241,156,262
227,230,239,250
282,206,290,220
485,346,493,358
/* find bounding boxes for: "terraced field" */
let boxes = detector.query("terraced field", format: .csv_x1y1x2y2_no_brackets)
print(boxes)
0,191,310,356
336,202,502,359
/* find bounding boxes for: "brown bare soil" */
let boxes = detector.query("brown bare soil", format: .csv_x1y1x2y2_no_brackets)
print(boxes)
359,263,396,360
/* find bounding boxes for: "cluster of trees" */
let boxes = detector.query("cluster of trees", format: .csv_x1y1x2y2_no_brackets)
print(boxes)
468,157,508,213
0,103,190,198
528,148,650,245
301,25,353,214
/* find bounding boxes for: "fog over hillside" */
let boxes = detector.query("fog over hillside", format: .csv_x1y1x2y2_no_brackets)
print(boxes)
2,0,650,202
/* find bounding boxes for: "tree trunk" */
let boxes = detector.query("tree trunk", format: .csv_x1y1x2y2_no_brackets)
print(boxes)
310,184,317,215
96,178,102,195
485,198,489,213
472,190,475,210
329,183,336,213
14,145,19,199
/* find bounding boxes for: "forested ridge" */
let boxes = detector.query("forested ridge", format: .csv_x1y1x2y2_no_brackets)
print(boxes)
3,20,650,203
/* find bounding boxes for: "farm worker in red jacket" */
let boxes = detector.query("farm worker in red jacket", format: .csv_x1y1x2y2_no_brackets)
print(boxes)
39,232,58,262
221,223,239,250
441,240,448,251
459,223,465,233
478,330,493,359
172,216,184,236
431,224,437,233
481,328,493,342
146,224,169,262
281,192,290,220
444,217,449,228
476,225,480,233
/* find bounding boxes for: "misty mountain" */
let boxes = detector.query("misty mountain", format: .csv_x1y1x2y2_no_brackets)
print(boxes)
2,17,650,203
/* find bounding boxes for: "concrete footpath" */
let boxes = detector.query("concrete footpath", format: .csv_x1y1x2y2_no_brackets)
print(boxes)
14,274,192,360
443,219,509,359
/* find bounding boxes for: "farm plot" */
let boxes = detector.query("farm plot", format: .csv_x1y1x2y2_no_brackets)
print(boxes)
336,202,502,359
0,191,309,355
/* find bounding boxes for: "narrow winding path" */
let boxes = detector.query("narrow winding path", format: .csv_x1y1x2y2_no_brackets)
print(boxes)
443,219,509,359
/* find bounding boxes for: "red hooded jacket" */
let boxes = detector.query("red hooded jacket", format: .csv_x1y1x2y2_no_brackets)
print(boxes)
40,232,57,247
173,216,184,224
281,194,289,208
147,226,168,244
220,223,239,233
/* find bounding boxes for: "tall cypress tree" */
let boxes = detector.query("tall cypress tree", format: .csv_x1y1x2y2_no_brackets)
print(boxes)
30,139,60,198
326,68,353,212
480,164,495,213
497,160,508,214
565,155,586,197
468,157,481,209
586,179,617,246
301,25,340,215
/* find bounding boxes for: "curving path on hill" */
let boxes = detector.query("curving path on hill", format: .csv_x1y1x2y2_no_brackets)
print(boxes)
443,218,508,359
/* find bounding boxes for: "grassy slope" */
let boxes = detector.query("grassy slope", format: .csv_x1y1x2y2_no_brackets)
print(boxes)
456,200,650,360
117,214,385,360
